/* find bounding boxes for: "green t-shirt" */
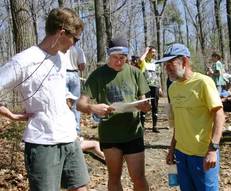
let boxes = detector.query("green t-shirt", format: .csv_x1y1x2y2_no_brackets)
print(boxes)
169,72,222,156
211,60,226,86
83,64,150,143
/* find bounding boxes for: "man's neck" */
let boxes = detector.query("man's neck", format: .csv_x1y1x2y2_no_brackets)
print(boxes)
38,36,59,55
178,70,193,82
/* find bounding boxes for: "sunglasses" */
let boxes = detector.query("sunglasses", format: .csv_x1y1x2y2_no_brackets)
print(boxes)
64,29,80,44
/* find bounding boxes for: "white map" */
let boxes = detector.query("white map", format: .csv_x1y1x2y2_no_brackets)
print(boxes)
111,98,153,113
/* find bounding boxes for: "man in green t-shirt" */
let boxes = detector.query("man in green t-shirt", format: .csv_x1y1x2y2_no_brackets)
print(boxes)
77,37,151,190
207,52,226,93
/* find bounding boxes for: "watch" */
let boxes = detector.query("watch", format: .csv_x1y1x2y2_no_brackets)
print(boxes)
209,142,220,151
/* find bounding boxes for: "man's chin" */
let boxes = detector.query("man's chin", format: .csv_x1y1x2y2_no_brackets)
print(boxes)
61,49,67,54
114,67,123,71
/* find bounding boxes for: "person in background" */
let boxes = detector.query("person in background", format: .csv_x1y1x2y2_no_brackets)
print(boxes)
65,45,86,133
66,92,105,161
130,55,140,68
0,8,89,191
77,36,150,191
157,43,225,191
207,52,226,93
139,46,162,133
220,81,231,112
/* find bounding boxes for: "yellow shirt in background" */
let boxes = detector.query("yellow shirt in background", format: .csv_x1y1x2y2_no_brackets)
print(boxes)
169,72,222,156
138,59,147,73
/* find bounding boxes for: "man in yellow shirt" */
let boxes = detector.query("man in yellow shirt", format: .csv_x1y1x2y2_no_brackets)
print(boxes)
156,43,225,191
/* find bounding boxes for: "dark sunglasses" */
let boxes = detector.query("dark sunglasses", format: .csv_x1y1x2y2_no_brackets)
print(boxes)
64,29,80,43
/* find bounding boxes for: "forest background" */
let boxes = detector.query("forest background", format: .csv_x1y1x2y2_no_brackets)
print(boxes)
1,0,231,79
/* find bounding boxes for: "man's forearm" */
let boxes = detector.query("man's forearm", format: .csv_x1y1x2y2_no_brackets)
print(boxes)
77,96,92,114
211,107,225,144
169,129,176,151
0,105,13,119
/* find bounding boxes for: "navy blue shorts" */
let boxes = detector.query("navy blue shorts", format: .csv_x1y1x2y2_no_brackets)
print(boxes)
100,137,145,155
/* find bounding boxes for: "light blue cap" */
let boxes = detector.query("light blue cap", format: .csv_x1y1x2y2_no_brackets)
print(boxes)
156,43,190,63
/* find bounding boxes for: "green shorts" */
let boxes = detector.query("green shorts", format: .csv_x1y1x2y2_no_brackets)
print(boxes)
24,140,89,191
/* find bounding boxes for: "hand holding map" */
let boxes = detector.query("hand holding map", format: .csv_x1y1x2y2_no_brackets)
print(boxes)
111,98,153,113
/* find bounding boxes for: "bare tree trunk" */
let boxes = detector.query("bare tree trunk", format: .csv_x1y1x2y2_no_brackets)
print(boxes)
94,0,107,63
103,0,112,46
29,0,39,44
9,0,36,53
4,0,14,58
196,0,206,71
153,3,161,59
226,0,231,60
151,0,168,59
9,0,36,108
58,0,64,7
214,0,224,59
183,4,190,47
196,1,205,53
162,29,166,53
141,0,147,47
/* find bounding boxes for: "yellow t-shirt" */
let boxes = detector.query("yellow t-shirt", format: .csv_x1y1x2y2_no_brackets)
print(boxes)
138,59,147,73
169,72,222,156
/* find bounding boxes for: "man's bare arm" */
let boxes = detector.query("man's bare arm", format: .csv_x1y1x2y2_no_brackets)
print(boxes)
0,104,33,121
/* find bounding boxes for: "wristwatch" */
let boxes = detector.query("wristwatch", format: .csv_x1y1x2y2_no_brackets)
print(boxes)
209,142,220,151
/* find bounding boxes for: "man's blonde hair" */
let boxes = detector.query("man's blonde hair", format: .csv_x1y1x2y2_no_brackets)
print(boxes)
45,8,84,35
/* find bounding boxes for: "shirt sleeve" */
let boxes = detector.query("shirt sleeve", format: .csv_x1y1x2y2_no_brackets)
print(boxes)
0,59,20,91
201,77,223,111
138,60,146,73
136,69,150,97
214,61,223,72
76,47,86,65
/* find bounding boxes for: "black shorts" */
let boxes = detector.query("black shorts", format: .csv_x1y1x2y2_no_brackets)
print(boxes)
100,137,145,155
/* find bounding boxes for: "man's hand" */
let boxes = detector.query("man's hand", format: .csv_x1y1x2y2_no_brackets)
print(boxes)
77,63,85,71
203,151,217,171
166,148,175,165
10,112,34,121
90,104,114,117
145,47,150,53
159,88,163,97
136,101,151,113
0,105,33,121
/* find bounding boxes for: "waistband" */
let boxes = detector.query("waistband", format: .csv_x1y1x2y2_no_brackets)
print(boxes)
66,69,78,72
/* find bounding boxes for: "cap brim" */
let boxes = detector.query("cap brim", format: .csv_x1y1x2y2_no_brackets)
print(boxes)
155,56,177,64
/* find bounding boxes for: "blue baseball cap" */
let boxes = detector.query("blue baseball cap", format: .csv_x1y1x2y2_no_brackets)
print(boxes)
156,43,190,63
